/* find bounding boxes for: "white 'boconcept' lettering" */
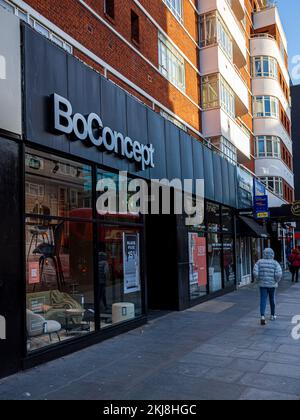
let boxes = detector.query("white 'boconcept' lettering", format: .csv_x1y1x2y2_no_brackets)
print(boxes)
51,93,155,171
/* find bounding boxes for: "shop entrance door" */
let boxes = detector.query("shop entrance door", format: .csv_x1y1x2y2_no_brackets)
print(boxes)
145,215,179,311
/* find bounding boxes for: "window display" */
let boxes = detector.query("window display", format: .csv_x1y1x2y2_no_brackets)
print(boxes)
97,225,142,328
189,231,208,300
25,149,145,351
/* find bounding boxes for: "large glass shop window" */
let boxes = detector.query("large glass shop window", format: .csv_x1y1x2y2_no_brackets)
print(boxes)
189,230,208,300
25,149,95,352
96,171,143,328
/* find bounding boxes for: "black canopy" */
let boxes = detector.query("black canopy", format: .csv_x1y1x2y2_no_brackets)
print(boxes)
238,216,270,238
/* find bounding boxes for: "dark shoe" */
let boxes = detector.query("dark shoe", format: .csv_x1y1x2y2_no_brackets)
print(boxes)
261,317,266,326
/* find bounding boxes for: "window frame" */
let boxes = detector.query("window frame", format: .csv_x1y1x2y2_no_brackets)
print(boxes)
253,56,278,79
158,33,186,92
259,177,283,198
255,136,281,159
253,96,279,118
162,0,183,24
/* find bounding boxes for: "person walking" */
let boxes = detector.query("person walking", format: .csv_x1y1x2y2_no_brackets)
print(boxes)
253,248,283,326
288,248,300,283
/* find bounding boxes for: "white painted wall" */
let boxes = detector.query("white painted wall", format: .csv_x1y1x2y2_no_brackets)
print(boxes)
252,78,291,120
253,7,288,52
251,37,290,87
0,7,22,136
253,118,293,155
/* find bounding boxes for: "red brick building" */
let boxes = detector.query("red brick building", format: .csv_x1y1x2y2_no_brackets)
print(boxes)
0,0,293,205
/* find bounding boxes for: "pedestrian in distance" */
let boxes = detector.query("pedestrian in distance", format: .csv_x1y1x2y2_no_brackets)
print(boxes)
288,248,300,283
253,248,283,326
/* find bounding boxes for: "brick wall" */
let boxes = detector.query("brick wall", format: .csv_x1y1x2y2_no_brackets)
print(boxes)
25,0,201,134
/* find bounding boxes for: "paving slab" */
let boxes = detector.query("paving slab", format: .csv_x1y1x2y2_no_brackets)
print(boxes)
1,275,300,401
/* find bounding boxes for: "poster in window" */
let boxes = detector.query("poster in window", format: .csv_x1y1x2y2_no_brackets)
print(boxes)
189,233,207,287
28,261,40,285
123,233,141,294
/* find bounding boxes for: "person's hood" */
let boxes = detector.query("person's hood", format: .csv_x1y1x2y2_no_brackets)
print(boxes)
98,252,107,261
263,248,275,260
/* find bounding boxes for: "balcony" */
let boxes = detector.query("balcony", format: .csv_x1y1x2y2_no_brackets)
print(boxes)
253,5,288,57
252,78,291,120
202,108,251,158
199,0,247,67
200,45,249,115
250,35,289,86
255,158,294,189
253,118,292,154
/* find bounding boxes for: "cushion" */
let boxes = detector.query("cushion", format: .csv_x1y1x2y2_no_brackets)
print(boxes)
45,320,61,334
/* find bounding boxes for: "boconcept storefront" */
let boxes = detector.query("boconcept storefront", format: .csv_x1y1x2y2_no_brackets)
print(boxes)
0,11,241,378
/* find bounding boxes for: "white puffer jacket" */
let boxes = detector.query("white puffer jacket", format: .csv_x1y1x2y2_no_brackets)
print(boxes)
253,248,283,288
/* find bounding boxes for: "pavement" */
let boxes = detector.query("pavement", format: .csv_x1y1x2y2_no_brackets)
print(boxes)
1,274,300,401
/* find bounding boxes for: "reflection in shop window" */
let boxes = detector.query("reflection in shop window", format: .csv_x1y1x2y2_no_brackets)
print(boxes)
25,219,95,352
25,149,93,219
25,148,94,352
208,233,223,293
223,236,235,287
97,225,142,328
96,170,143,328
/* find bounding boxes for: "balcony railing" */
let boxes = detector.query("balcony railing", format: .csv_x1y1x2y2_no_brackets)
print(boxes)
256,0,277,12
250,33,275,41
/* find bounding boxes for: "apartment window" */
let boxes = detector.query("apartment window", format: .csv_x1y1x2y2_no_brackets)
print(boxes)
253,56,278,79
255,136,281,158
201,74,219,109
260,177,283,198
158,33,185,91
131,11,140,44
253,96,279,118
200,12,233,61
210,136,237,164
201,75,235,118
104,0,115,20
162,0,183,23
220,78,235,118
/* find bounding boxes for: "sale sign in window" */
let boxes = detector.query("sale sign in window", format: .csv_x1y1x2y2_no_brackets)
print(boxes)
189,233,207,287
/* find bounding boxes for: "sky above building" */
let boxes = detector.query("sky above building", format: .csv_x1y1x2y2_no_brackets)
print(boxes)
277,0,300,84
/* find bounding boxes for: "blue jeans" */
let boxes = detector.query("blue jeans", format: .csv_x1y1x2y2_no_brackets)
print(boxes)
260,287,276,317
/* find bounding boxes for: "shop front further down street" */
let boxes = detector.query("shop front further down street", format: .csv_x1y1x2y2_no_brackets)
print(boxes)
0,12,271,379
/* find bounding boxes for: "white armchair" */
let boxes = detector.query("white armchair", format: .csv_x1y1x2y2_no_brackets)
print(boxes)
26,309,61,343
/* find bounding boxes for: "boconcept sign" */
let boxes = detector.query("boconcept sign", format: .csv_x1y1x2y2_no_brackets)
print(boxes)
51,94,155,171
